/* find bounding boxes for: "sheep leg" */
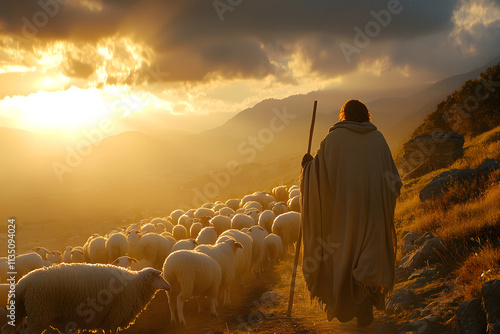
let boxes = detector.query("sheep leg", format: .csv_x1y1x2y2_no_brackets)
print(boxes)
209,297,218,317
167,291,178,326
223,287,231,308
196,297,202,313
176,297,186,326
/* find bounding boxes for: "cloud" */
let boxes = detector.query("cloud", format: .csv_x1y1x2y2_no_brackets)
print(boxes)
0,0,498,90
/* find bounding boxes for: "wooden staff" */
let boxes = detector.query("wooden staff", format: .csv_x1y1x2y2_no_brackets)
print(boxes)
287,100,317,317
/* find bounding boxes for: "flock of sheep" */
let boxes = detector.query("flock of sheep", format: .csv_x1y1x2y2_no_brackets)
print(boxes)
1,184,302,333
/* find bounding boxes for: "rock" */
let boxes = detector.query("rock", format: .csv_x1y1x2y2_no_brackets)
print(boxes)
404,231,422,244
455,298,487,334
402,132,465,179
419,159,500,201
482,280,500,333
398,238,446,277
259,291,281,305
414,232,435,247
386,289,417,314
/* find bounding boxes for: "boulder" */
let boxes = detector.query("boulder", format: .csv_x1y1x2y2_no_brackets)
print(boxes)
386,289,417,314
402,132,464,179
455,298,487,334
419,159,500,201
398,238,446,279
482,280,500,334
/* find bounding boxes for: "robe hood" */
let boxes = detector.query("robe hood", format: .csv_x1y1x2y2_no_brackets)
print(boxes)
329,121,377,134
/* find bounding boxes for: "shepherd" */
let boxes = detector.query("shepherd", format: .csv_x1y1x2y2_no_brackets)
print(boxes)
300,99,402,327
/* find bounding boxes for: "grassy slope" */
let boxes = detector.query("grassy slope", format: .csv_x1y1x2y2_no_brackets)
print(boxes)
393,125,500,328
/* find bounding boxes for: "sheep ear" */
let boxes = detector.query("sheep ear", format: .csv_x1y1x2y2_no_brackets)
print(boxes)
235,242,243,249
130,257,139,263
152,269,162,277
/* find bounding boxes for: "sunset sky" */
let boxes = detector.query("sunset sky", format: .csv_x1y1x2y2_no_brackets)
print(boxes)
0,0,499,137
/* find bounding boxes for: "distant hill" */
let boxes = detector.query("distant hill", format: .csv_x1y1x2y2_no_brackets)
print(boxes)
412,62,500,139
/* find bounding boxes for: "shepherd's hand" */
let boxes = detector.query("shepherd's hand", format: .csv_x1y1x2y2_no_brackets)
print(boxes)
301,153,313,168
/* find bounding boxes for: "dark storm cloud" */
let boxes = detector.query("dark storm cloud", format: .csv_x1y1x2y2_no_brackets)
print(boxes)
0,0,470,83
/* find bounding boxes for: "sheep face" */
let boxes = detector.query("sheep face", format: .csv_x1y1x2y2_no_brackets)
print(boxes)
140,268,171,291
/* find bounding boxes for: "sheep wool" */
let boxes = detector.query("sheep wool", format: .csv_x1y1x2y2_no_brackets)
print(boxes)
106,233,129,263
231,213,255,230
171,239,198,252
89,236,108,264
258,210,276,233
136,233,174,269
1,263,170,334
264,233,284,267
195,238,242,307
246,225,268,277
218,230,253,286
189,222,203,239
172,225,188,241
195,226,218,245
272,211,301,256
209,215,231,235
163,250,222,326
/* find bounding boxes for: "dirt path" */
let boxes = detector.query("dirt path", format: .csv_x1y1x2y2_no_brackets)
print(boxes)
121,262,398,334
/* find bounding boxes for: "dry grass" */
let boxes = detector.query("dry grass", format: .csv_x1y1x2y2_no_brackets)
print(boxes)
455,243,500,299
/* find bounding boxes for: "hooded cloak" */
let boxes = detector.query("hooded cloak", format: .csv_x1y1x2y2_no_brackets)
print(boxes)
301,121,402,322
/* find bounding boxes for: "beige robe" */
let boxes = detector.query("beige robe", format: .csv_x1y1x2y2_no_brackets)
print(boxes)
301,121,402,322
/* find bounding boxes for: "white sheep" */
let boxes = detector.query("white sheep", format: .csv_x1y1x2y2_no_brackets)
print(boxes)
170,209,185,225
272,185,289,202
46,250,62,263
179,216,194,231
163,250,222,326
287,195,301,212
289,188,300,199
272,201,288,216
241,192,275,210
218,230,253,286
136,233,174,269
195,238,243,307
190,222,203,239
258,210,276,233
31,246,50,260
213,203,226,212
194,208,215,219
225,199,241,210
62,246,72,263
2,264,170,334
272,211,301,256
111,256,138,268
154,223,166,234
127,229,142,258
89,236,108,264
106,233,130,263
246,225,268,277
210,215,231,235
70,247,86,263
202,203,215,209
126,223,140,233
243,201,263,212
245,208,261,224
219,207,235,217
231,213,255,230
171,239,198,252
195,227,218,245
2,253,51,282
140,223,155,234
172,225,188,241
264,233,284,267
